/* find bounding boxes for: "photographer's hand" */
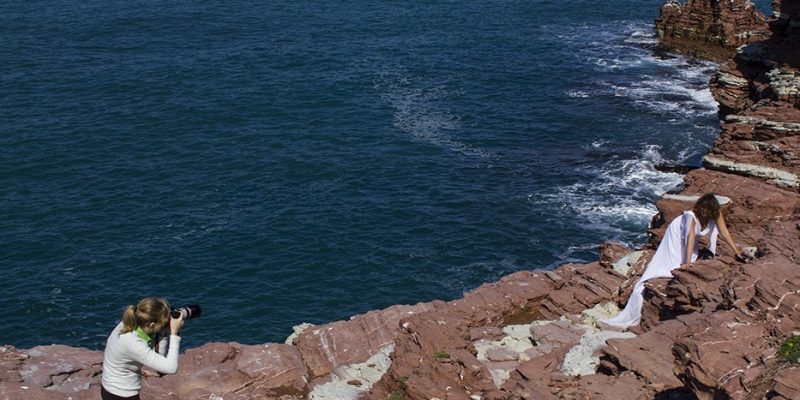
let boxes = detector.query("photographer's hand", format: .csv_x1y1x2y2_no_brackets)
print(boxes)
170,314,185,336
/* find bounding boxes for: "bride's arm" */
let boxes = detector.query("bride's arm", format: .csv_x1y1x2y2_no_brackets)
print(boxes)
716,211,739,254
685,218,696,264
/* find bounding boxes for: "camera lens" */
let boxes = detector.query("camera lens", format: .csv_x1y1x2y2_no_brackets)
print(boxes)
171,304,202,319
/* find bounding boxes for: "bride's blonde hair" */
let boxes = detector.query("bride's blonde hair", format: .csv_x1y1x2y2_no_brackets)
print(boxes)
120,297,171,334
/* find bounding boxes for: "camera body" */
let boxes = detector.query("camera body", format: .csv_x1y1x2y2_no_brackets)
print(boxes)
171,304,202,320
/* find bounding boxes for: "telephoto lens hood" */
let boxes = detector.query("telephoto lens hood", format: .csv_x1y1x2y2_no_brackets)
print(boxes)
171,304,202,319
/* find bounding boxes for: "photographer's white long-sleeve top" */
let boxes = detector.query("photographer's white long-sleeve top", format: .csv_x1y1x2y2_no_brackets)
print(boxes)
101,322,181,397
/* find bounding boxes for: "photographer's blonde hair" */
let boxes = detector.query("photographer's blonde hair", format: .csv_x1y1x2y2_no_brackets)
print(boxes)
120,297,171,334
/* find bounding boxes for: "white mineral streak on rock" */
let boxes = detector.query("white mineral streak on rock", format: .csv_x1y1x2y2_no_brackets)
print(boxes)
715,71,750,87
474,303,637,387
725,115,800,132
560,303,636,376
766,68,800,96
611,250,645,276
562,331,635,376
734,30,766,39
18,364,38,381
285,323,314,345
580,302,623,330
474,321,553,387
308,344,394,400
474,323,543,361
316,330,340,370
703,155,800,188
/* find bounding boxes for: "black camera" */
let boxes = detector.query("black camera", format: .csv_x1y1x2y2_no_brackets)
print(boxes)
171,304,202,320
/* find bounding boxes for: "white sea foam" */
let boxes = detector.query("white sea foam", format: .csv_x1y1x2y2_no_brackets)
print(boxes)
557,20,719,118
610,77,718,117
566,89,591,98
375,71,492,158
678,64,715,80
531,145,683,257
624,29,658,45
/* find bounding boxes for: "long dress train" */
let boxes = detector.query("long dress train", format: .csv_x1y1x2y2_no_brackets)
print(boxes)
601,210,719,328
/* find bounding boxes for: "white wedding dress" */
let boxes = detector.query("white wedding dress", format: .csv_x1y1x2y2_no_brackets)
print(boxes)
601,210,719,328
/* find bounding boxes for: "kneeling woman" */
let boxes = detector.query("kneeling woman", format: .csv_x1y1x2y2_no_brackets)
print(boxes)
601,193,741,328
101,297,184,400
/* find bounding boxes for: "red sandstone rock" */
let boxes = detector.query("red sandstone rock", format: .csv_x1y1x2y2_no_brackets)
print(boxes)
769,366,800,399
744,257,800,323
530,320,583,350
538,262,625,319
368,271,559,400
0,345,102,400
138,342,308,399
599,241,631,269
568,373,656,400
655,0,770,61
600,318,690,391
704,0,800,191
484,348,519,362
673,311,772,400
294,302,435,378
468,326,504,341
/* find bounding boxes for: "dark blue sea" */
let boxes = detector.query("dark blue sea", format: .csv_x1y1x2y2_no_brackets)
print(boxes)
0,0,774,349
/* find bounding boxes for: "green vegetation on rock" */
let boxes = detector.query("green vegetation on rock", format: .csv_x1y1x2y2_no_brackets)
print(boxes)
387,390,405,400
778,335,800,364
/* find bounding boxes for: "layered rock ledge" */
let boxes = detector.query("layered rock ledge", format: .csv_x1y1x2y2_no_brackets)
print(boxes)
655,0,770,60
2,1,800,399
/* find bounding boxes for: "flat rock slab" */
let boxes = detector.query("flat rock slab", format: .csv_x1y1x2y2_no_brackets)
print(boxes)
673,312,771,400
770,367,800,400
143,342,307,399
0,345,102,400
601,318,690,391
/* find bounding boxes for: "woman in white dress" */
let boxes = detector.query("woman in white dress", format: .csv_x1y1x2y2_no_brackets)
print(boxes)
601,193,741,328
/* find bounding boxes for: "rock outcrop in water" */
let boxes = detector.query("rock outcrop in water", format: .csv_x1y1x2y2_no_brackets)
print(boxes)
655,0,770,60
2,1,800,399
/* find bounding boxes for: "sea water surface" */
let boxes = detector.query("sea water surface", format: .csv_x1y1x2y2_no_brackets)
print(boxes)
0,0,772,349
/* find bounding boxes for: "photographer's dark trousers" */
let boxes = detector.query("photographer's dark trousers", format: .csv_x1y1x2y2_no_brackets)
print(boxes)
101,386,141,400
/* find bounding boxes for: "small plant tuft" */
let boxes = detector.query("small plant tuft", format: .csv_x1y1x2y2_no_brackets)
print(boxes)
434,350,451,360
386,376,409,400
398,375,408,389
778,335,800,364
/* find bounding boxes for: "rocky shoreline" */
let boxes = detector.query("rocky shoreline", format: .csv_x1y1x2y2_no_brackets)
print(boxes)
2,1,799,399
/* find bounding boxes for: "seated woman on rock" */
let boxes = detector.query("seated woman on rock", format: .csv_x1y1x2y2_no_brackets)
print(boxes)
601,193,742,328
101,297,184,400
